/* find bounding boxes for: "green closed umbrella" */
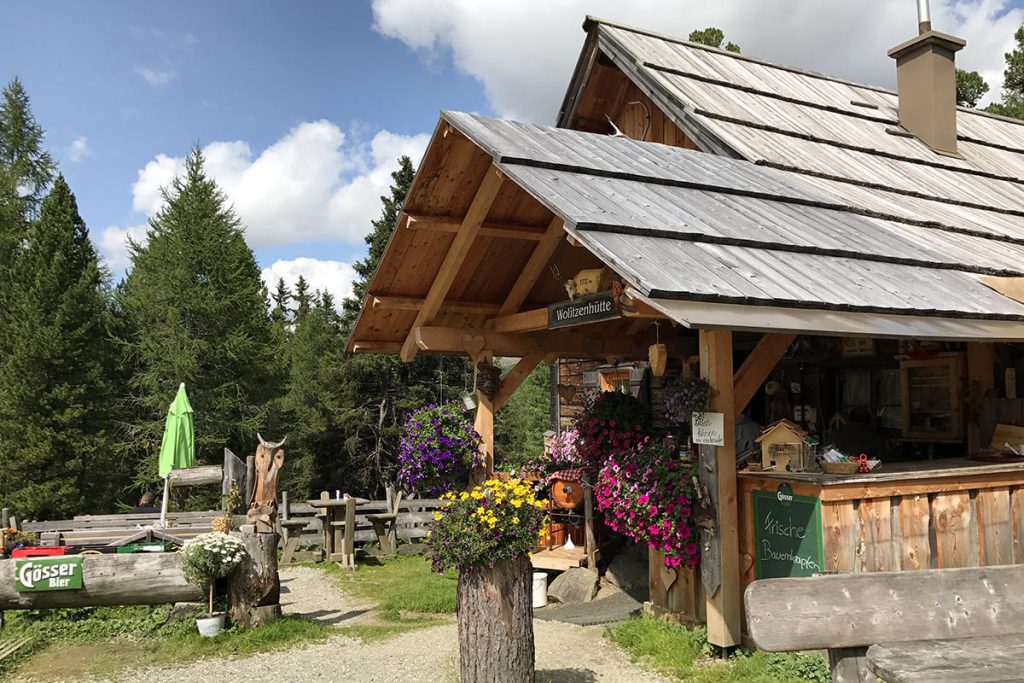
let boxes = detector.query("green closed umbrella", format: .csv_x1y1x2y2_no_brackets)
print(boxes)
158,383,195,526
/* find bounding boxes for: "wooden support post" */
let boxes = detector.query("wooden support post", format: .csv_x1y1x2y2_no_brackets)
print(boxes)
342,498,356,568
1,509,9,530
245,456,256,508
493,353,546,410
733,333,796,415
475,391,495,478
700,329,742,648
400,164,505,361
967,342,996,455
582,472,598,573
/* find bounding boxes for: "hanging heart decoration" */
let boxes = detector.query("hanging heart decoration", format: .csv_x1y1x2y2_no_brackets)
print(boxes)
660,565,678,591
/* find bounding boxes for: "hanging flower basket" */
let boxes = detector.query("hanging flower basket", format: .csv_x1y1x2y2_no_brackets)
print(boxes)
398,403,483,496
664,376,712,425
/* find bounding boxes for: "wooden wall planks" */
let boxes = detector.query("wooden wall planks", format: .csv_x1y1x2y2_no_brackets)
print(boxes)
694,476,1024,630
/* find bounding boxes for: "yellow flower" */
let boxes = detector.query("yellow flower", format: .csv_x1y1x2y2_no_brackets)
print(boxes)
460,492,469,501
511,499,523,508
512,516,520,524
476,506,486,516
433,512,443,521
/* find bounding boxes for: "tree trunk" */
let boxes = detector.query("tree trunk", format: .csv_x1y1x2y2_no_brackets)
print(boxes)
457,555,535,683
228,529,281,627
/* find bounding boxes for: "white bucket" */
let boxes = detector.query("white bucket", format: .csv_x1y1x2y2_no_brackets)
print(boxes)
532,571,548,609
196,612,226,637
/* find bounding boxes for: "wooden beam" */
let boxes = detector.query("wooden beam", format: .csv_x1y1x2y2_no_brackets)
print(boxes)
413,326,650,359
475,391,495,478
404,214,546,242
701,329,741,648
350,341,402,353
498,216,566,316
733,333,796,415
491,307,548,334
623,299,671,319
400,165,505,362
168,465,222,487
493,353,546,411
371,296,500,316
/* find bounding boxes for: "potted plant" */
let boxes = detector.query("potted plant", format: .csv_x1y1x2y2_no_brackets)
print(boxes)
428,478,548,682
398,403,482,495
596,438,702,569
212,484,242,533
180,532,247,636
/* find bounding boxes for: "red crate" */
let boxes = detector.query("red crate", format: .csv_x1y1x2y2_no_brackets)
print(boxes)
11,546,67,558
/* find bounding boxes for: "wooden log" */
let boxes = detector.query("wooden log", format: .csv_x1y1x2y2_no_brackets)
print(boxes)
227,530,281,627
457,555,534,683
0,554,202,610
169,465,223,487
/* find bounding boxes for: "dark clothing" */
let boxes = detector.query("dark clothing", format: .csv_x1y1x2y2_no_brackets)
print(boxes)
131,504,158,514
830,422,886,460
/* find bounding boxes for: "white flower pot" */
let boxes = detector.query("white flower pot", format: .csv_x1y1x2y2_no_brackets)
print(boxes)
196,612,226,637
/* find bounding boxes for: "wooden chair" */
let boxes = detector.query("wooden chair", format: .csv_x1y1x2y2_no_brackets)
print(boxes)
364,491,403,555
745,564,1024,682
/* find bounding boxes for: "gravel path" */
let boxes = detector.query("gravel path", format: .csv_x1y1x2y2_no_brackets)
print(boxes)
113,567,670,683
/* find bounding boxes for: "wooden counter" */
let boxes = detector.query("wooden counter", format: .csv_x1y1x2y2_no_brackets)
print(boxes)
738,458,1024,602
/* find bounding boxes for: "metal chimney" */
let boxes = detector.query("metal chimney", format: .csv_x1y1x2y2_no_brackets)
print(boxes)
917,0,932,33
888,1,965,155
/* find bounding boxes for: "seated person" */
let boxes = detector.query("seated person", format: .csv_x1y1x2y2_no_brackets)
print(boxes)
132,492,158,514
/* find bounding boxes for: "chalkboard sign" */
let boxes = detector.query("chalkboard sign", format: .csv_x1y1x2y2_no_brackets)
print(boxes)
752,484,824,579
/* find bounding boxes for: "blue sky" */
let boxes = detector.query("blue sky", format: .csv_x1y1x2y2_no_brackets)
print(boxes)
3,0,1022,302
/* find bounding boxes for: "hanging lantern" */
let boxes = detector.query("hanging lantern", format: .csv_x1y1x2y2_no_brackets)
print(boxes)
649,343,668,377
648,321,667,377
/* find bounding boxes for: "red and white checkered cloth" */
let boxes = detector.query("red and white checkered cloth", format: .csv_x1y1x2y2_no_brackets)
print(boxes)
545,468,587,485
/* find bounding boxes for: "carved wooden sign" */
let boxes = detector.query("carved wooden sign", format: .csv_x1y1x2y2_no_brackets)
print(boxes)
548,291,621,329
247,434,285,533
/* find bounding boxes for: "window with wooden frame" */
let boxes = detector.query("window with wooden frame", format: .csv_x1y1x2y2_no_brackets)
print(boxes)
599,369,632,394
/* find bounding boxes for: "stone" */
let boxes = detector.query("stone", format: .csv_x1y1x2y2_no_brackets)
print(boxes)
605,543,650,601
547,567,599,604
167,602,204,623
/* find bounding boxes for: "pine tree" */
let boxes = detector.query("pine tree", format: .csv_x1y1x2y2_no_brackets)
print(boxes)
494,363,552,469
0,177,117,519
282,290,344,496
270,277,291,328
688,27,741,54
987,25,1024,120
117,148,280,485
294,275,312,321
341,156,415,333
956,69,989,108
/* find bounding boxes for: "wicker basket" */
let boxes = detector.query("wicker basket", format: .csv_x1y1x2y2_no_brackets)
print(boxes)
211,516,231,533
820,461,861,475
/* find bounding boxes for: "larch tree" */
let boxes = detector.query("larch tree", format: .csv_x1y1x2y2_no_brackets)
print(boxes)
0,177,118,519
117,148,281,485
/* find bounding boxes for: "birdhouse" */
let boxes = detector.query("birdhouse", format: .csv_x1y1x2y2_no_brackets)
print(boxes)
572,267,612,297
756,419,811,472
648,343,668,377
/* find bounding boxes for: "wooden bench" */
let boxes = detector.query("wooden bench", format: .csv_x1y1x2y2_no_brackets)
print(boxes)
745,564,1024,682
23,511,221,548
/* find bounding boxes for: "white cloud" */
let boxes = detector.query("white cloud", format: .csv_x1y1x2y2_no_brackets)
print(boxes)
128,121,429,248
67,136,91,163
261,257,358,309
97,223,147,273
371,0,1024,120
134,66,175,87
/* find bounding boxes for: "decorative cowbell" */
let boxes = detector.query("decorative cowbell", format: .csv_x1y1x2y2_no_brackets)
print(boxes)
649,343,668,377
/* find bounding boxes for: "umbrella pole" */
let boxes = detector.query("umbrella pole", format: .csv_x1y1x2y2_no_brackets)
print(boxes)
159,475,170,528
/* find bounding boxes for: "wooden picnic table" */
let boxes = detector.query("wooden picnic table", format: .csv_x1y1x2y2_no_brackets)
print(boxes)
867,635,1024,682
307,497,368,567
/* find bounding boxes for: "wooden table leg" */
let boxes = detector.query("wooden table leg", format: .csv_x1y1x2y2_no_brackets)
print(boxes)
373,520,395,555
281,536,300,565
343,498,356,569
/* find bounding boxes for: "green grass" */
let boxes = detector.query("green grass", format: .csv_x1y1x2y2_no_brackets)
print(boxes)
0,606,332,681
606,616,829,683
321,554,457,619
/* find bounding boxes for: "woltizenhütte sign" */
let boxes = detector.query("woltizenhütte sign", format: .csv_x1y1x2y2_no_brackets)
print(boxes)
548,292,621,329
15,557,83,592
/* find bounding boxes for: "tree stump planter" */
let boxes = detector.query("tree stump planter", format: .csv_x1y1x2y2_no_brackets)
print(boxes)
457,555,535,683
227,529,281,627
